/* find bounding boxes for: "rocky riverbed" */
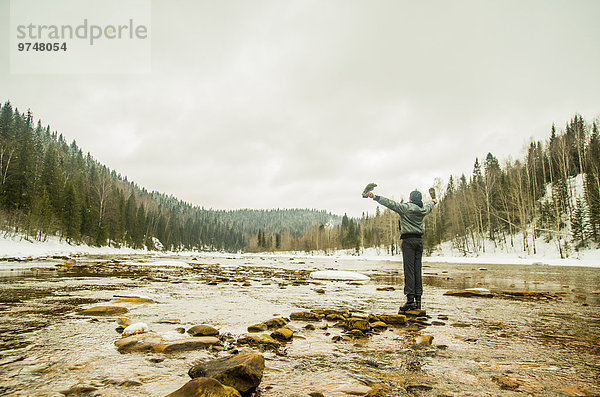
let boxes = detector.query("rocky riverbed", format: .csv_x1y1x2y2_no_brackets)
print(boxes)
0,254,598,396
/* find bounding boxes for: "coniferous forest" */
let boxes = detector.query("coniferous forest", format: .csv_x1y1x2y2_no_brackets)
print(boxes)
0,101,337,252
1,100,598,258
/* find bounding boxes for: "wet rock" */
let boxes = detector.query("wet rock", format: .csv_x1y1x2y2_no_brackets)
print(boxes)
242,281,251,287
367,314,381,323
378,314,407,325
117,317,133,326
492,375,520,390
60,383,98,395
79,305,129,316
161,337,220,353
113,297,155,304
304,324,316,330
189,353,265,395
188,324,219,337
159,318,181,324
343,318,370,332
325,313,346,321
114,333,163,353
247,323,267,332
370,321,388,330
415,334,434,346
499,290,560,300
238,334,280,350
166,377,242,397
402,309,427,316
264,317,287,329
376,286,395,291
175,327,186,334
289,311,322,321
431,320,445,326
347,329,365,338
121,322,149,337
308,393,325,397
315,288,325,294
444,288,493,297
312,308,350,318
115,333,219,354
270,327,293,341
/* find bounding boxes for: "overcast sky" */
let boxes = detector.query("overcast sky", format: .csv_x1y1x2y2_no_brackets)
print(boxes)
2,0,600,217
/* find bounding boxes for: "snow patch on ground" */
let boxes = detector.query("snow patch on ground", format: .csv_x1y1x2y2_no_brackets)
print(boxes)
0,234,149,259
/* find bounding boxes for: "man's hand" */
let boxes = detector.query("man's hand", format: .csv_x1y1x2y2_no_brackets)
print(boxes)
433,198,438,204
367,192,376,199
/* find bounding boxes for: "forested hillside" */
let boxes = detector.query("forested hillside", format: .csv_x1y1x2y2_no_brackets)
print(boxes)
292,114,600,258
2,101,596,258
434,114,600,258
0,101,337,252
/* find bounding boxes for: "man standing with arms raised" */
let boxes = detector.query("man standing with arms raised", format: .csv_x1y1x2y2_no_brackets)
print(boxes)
366,188,438,312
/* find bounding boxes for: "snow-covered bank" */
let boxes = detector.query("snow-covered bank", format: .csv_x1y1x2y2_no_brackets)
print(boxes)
0,234,155,259
1,234,599,268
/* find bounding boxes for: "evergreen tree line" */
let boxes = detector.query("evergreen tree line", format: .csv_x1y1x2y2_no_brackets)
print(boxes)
292,114,599,258
0,101,244,251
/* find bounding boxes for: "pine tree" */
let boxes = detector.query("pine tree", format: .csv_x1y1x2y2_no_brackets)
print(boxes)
62,181,81,242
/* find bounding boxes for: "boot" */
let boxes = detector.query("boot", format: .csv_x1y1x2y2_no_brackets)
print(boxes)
399,295,417,312
415,296,422,310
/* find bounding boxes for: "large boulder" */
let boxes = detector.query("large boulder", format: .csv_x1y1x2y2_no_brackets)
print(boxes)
188,353,265,395
166,377,242,397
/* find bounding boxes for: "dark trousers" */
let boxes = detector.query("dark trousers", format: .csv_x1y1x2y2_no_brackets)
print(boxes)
401,237,423,297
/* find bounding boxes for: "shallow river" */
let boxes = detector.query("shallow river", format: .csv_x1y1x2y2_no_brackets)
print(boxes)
0,254,598,396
